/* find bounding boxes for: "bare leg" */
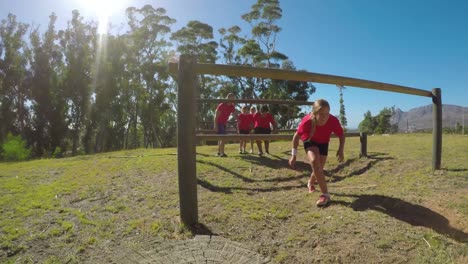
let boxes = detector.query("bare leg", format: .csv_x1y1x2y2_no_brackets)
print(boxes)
309,155,327,185
256,140,263,154
265,140,270,154
219,140,225,154
306,147,328,194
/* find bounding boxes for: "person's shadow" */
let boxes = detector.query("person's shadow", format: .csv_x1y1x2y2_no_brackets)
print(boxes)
333,193,468,243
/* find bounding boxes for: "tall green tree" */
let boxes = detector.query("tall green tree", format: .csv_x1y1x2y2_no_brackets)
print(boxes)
28,13,66,156
126,5,176,148
359,107,396,134
0,14,29,142
336,85,348,130
171,20,219,130
88,34,130,152
59,10,96,155
266,60,316,128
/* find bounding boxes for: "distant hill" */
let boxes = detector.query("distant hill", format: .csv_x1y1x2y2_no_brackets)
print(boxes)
391,104,468,132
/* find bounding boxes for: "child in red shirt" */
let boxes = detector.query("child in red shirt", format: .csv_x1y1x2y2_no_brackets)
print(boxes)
249,106,256,153
214,93,236,157
289,99,345,207
254,105,277,156
237,105,254,154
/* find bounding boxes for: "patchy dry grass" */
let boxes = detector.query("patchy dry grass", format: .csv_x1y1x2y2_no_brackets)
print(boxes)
0,134,467,263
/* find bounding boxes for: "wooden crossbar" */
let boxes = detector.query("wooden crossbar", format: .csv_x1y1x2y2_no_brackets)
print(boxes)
197,98,314,105
168,61,433,98
195,132,361,141
195,129,297,134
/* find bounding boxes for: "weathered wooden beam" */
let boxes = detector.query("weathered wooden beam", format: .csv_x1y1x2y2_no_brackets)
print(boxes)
177,55,198,226
184,63,431,97
432,88,442,170
198,98,314,105
195,133,360,141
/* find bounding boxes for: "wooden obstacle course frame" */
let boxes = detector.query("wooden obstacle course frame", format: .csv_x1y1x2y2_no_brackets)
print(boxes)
173,55,442,226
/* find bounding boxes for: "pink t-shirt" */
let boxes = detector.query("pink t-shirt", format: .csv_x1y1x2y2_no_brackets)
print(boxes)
238,113,254,130
216,103,235,124
254,112,275,129
296,114,344,143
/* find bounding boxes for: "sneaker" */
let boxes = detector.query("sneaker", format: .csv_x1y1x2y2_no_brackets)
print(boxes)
216,152,221,157
307,181,317,193
250,150,253,154
219,153,228,157
265,150,270,155
258,152,263,156
316,194,330,207
239,150,243,154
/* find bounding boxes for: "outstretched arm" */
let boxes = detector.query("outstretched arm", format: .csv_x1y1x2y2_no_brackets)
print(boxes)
336,134,345,162
289,132,300,169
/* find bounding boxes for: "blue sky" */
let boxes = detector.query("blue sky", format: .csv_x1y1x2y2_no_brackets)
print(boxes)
1,0,467,128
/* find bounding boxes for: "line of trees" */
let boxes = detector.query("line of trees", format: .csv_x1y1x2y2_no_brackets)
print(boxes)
0,0,316,159
358,107,399,134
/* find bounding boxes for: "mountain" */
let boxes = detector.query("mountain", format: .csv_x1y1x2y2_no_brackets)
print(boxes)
392,104,468,132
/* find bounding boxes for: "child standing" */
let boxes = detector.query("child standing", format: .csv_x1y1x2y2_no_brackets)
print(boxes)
288,99,345,207
253,105,277,156
249,106,257,153
237,106,254,154
214,93,236,157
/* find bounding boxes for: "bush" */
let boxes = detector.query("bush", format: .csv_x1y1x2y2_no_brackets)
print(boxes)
52,147,63,158
1,133,31,162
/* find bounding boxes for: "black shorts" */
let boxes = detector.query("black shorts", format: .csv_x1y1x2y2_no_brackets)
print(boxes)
254,127,271,134
239,129,250,134
304,141,329,156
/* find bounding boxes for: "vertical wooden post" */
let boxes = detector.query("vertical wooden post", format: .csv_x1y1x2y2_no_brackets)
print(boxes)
177,55,198,226
360,132,367,158
432,88,442,170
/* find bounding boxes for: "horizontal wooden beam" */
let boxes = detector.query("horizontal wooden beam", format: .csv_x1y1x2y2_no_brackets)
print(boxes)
198,98,314,105
196,134,293,141
195,133,360,141
197,129,299,134
168,62,432,98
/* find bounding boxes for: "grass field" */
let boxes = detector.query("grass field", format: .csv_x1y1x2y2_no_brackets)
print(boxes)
0,134,467,263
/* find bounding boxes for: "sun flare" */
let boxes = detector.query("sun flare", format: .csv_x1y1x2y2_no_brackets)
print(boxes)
75,0,128,34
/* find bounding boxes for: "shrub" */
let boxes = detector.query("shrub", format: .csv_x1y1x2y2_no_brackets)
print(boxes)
52,147,63,158
1,133,31,161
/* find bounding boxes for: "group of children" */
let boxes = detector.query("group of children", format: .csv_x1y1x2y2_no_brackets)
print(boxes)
214,93,277,157
214,94,345,207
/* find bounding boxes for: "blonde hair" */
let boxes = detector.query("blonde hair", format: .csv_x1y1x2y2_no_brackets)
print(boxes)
309,99,330,138
312,99,330,114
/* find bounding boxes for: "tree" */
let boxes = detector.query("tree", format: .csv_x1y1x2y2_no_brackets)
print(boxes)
171,20,219,130
358,111,375,133
28,13,65,156
359,107,396,134
336,85,347,130
125,5,176,148
0,14,29,143
59,10,96,155
219,0,315,128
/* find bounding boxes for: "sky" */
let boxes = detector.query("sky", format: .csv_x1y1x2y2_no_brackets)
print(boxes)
1,0,467,128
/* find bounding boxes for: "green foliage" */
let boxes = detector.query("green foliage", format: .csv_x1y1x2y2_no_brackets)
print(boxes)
359,107,397,134
0,133,31,161
337,85,348,130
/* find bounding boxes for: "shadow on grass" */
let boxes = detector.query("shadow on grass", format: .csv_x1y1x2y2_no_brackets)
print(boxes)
197,159,310,184
333,193,468,243
188,223,217,236
442,167,468,172
197,178,306,194
327,152,394,183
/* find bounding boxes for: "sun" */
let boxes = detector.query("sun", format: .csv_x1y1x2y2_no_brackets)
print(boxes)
75,0,128,34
